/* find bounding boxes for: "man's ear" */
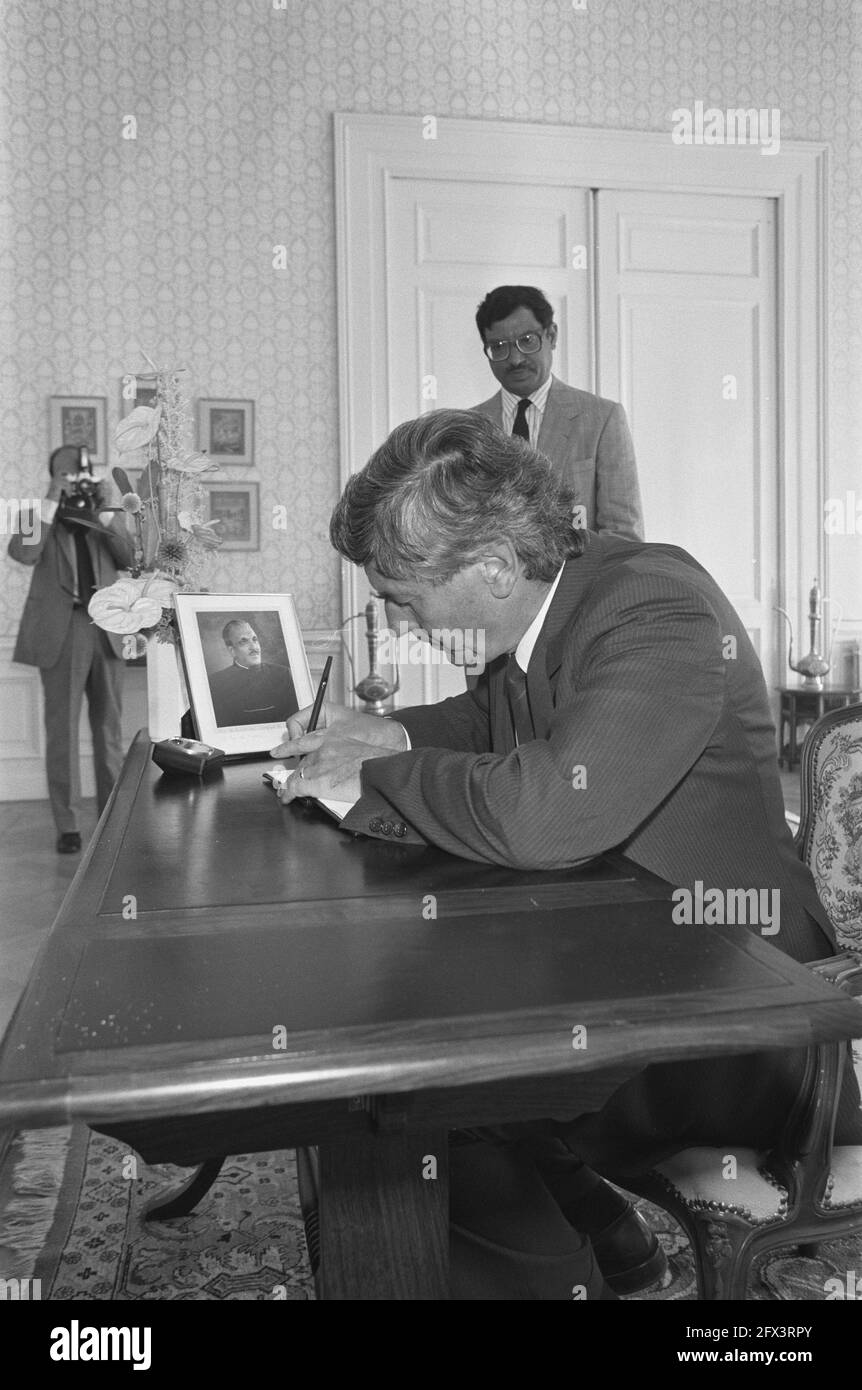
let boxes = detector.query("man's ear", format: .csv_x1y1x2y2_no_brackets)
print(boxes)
548,321,558,349
478,540,519,597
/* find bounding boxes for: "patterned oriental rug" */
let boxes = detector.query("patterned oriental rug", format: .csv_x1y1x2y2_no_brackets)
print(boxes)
1,1125,860,1301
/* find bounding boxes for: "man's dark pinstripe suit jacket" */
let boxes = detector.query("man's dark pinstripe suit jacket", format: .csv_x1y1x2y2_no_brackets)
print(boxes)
341,532,861,1168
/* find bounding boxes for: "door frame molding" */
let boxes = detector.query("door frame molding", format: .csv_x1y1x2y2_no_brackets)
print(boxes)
335,112,827,704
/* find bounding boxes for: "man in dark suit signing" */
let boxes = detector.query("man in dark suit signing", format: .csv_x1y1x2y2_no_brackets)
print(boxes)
8,445,134,853
271,409,860,1299
472,284,644,540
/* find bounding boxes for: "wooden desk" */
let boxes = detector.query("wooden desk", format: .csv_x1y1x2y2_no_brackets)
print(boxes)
1,732,860,1299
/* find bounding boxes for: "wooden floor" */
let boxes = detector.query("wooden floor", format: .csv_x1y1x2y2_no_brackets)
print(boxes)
0,773,803,1045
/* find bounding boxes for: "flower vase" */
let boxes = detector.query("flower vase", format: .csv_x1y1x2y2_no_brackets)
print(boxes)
146,632,186,740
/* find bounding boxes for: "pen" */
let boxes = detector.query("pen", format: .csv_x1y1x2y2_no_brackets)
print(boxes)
307,654,333,735
295,656,333,791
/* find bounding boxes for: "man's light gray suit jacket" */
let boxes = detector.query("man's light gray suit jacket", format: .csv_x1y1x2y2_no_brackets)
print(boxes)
472,377,644,541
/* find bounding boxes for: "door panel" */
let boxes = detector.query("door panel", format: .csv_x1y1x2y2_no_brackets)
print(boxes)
596,190,778,683
388,177,593,411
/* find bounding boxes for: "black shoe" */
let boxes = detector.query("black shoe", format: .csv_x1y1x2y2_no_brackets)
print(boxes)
591,1203,667,1294
56,832,82,854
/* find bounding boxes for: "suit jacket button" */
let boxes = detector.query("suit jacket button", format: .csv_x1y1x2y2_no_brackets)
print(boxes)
381,821,393,835
394,824,407,837
368,817,381,832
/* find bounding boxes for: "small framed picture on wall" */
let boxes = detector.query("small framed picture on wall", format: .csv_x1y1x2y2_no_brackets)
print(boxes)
48,396,108,465
198,398,254,465
119,377,159,416
204,481,260,551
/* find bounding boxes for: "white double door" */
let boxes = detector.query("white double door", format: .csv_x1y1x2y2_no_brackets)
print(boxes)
382,177,778,706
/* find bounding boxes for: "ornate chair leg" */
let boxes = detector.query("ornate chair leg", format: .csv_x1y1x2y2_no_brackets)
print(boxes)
685,1209,758,1300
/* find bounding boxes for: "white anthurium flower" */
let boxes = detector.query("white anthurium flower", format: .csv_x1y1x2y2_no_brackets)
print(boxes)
167,450,216,475
88,575,176,634
115,404,162,454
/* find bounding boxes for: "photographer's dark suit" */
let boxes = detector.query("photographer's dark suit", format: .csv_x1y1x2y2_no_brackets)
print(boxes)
8,491,134,837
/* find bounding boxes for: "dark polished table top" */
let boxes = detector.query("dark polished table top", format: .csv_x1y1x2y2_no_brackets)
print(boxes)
2,732,860,1131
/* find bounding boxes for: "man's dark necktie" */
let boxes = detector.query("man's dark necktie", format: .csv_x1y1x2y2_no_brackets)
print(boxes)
512,397,531,441
506,653,534,747
73,528,96,606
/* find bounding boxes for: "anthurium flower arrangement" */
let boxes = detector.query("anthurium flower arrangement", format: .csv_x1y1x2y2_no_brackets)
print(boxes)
88,362,222,646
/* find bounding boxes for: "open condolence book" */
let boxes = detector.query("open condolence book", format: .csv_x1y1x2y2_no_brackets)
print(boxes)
173,592,355,822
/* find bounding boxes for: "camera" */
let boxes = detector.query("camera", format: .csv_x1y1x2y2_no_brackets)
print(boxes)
56,446,104,529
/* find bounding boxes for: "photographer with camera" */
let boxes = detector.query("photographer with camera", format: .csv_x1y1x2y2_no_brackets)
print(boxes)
8,444,135,852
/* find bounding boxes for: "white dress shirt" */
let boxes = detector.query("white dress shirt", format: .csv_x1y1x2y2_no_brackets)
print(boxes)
513,563,565,673
500,372,553,447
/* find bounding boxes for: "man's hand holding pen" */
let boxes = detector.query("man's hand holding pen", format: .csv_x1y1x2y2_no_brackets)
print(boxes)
269,703,409,806
268,706,409,805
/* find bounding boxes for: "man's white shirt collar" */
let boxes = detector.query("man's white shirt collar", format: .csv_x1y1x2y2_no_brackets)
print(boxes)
514,563,565,673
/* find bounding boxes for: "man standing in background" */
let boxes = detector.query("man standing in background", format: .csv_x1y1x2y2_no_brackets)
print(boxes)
8,445,134,853
472,284,644,541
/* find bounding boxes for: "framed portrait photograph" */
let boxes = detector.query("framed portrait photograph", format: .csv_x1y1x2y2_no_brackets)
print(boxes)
198,398,254,464
119,377,159,416
49,396,108,465
174,593,314,757
204,481,259,550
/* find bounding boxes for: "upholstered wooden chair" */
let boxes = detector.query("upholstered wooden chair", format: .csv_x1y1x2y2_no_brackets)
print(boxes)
624,702,862,1299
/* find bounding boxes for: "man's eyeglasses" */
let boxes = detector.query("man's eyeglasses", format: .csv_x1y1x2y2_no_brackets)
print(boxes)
483,330,548,362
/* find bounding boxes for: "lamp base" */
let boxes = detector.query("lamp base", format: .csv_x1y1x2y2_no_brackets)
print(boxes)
358,698,389,716
354,672,398,716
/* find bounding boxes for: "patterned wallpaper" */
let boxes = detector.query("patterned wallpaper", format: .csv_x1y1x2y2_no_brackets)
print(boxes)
1,0,860,638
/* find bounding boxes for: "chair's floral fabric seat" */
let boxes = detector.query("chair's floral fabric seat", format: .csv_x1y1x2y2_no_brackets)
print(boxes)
797,711,862,1092
802,718,862,951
